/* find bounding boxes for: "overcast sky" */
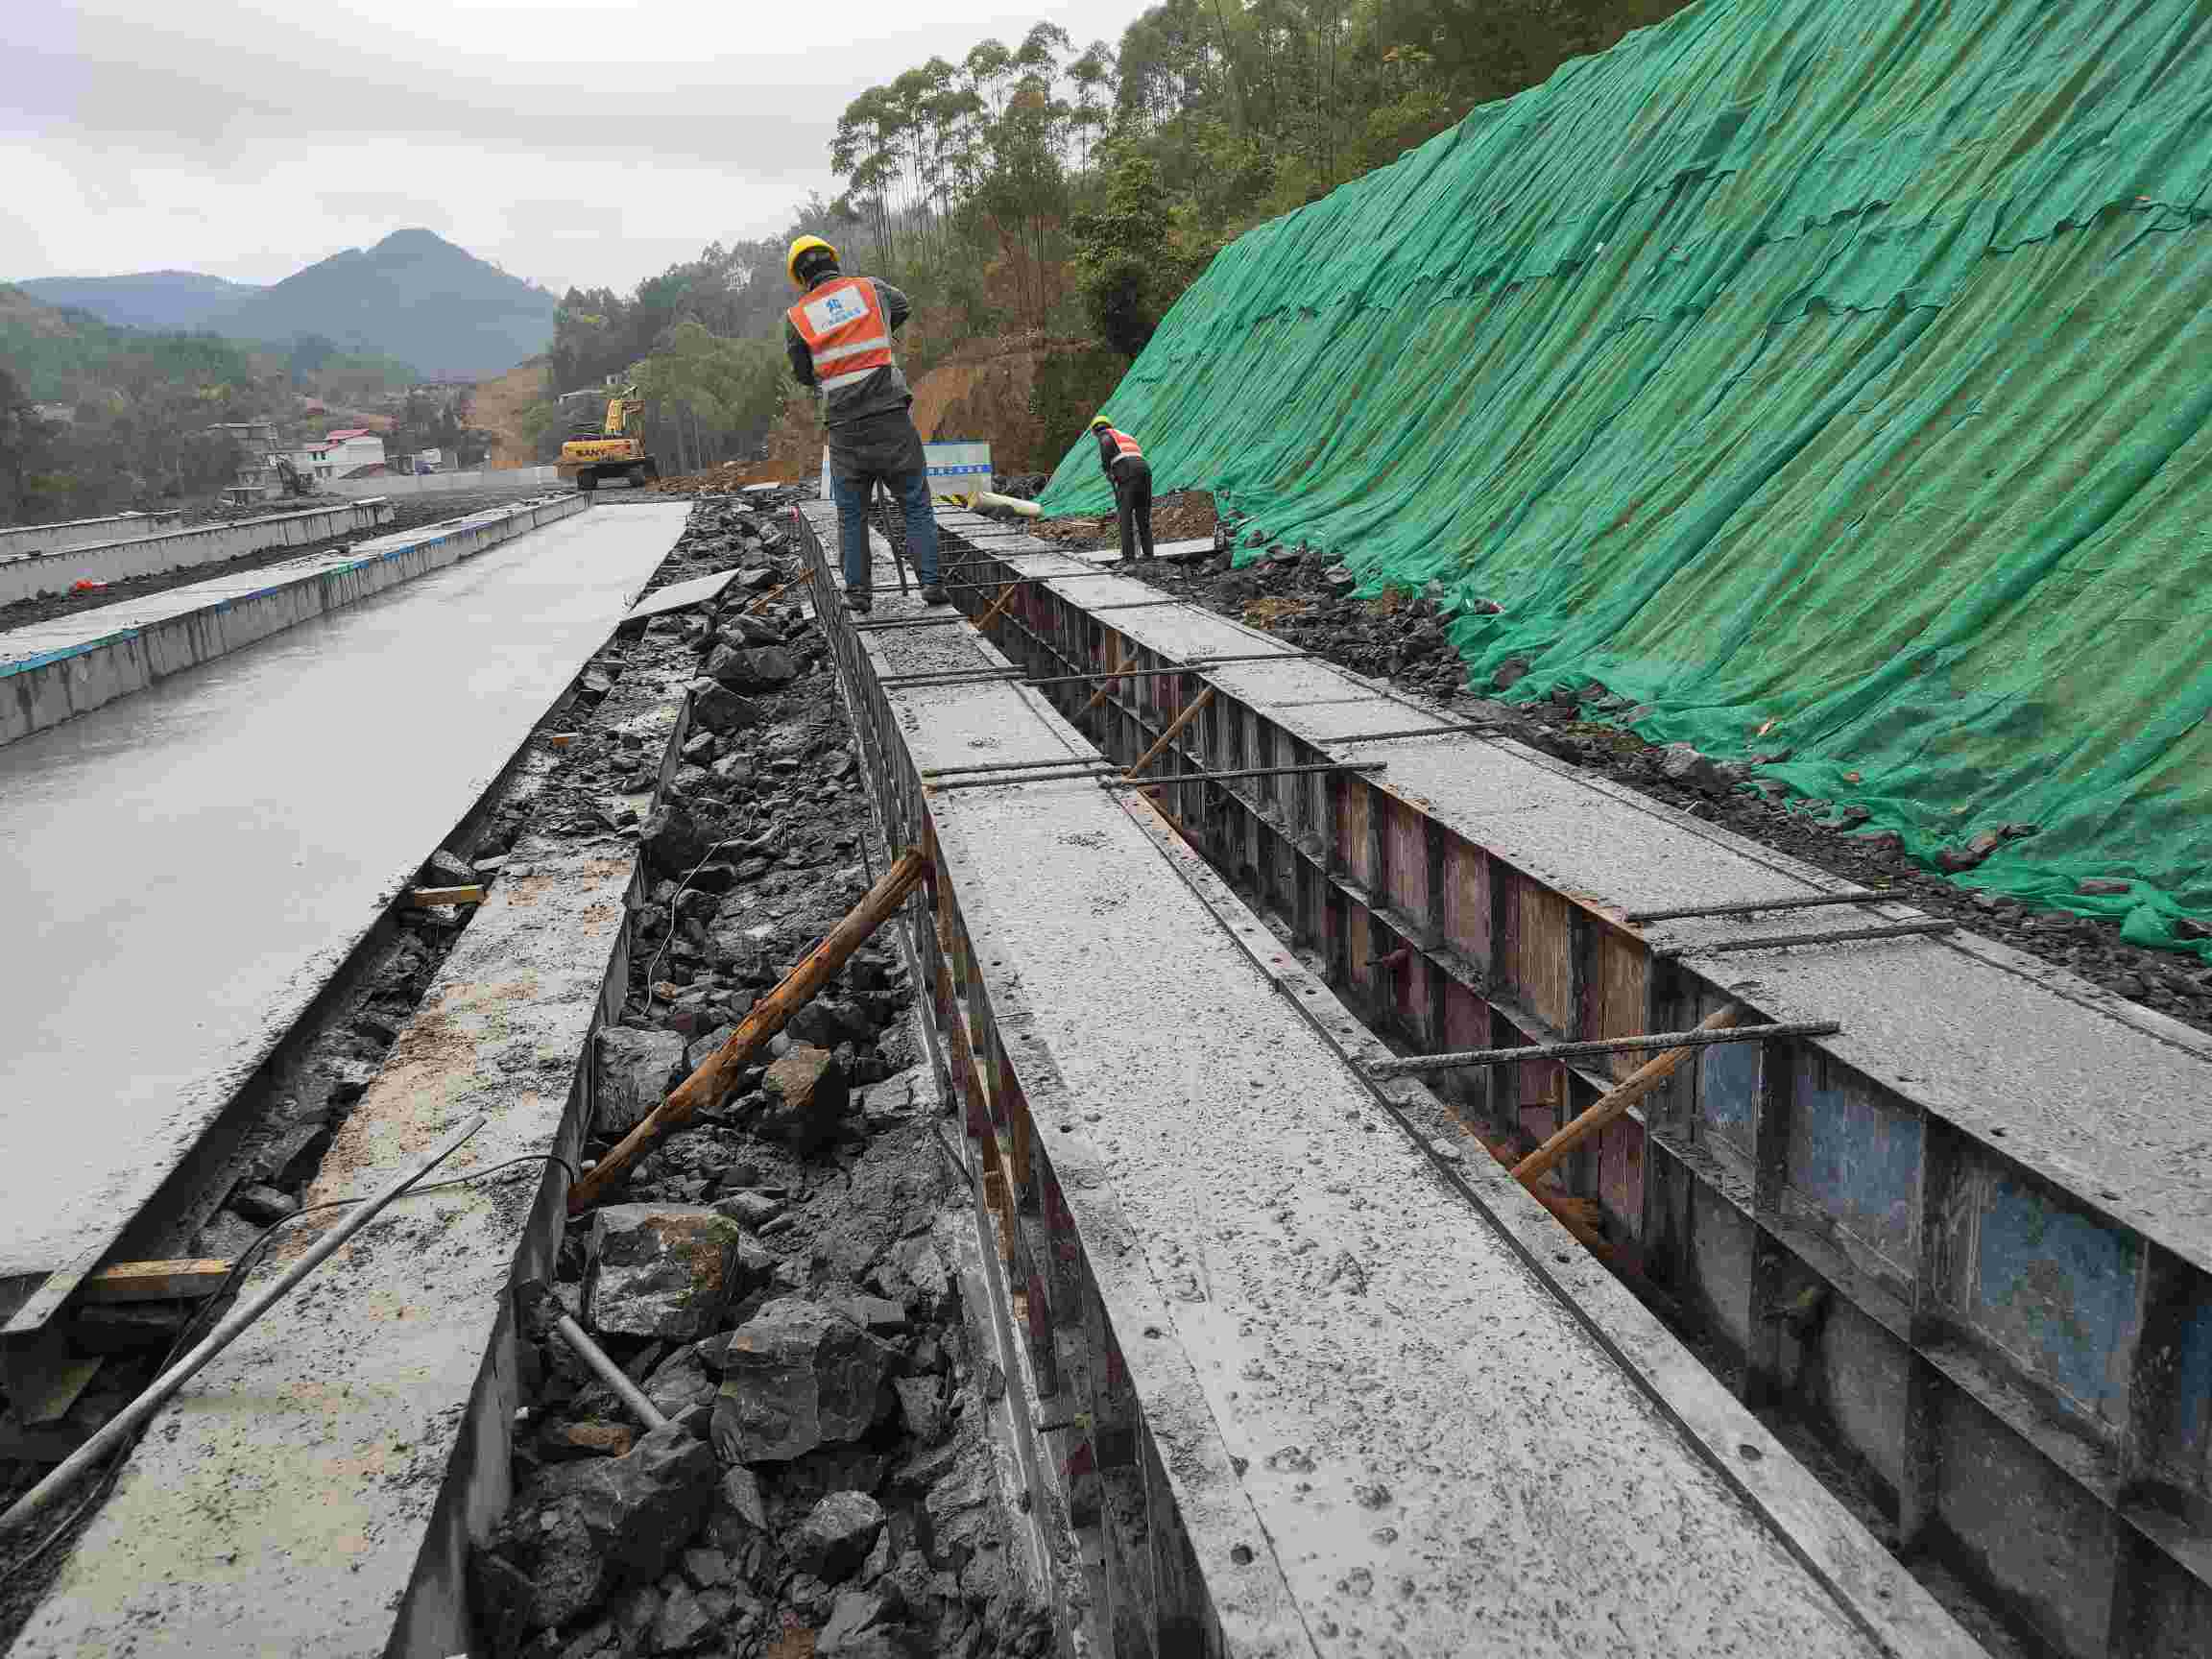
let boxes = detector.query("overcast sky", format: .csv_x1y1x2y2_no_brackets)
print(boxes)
3,0,1159,297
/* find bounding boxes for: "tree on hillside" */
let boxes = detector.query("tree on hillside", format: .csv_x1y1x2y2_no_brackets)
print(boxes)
1070,152,1192,357
630,323,789,474
0,366,64,524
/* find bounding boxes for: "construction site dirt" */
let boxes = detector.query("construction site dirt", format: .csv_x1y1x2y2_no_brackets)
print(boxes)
0,484,558,630
998,494,2212,1041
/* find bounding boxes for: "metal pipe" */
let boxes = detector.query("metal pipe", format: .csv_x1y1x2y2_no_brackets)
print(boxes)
1367,1021,1843,1075
1,1114,488,1536
1625,890,1894,925
551,1310,669,1431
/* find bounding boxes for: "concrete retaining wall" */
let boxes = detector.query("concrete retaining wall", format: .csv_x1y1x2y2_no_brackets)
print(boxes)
321,466,559,498
0,510,186,563
0,499,398,606
0,494,589,747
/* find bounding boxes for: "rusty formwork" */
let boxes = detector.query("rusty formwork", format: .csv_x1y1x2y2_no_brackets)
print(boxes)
797,502,1986,1659
902,509,2212,1659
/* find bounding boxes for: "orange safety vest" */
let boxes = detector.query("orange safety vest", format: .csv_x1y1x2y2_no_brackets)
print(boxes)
786,276,895,394
1103,426,1143,463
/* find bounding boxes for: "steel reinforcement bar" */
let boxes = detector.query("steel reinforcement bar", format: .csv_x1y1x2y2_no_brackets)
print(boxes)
913,508,2212,1659
797,502,1984,1659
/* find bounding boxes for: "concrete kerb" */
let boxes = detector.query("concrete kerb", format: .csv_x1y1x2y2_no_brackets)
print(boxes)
11,667,696,1659
0,493,589,748
0,510,187,564
0,498,399,606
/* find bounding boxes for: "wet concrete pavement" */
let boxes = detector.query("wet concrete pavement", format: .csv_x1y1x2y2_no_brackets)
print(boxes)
0,502,689,1287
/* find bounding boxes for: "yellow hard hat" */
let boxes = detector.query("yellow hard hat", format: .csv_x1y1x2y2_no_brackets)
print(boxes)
787,235,838,289
1089,414,1113,431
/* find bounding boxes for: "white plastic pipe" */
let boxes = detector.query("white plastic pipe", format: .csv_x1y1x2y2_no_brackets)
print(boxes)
974,490,1041,518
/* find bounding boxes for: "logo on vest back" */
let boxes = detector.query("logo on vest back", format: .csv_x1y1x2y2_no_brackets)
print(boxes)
804,286,868,333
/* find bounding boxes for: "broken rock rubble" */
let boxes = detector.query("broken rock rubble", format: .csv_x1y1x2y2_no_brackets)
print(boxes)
474,497,1050,1659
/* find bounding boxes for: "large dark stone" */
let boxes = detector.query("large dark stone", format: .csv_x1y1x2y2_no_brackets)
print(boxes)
597,1028,685,1135
717,615,783,648
755,1044,847,1150
639,806,708,877
815,1589,926,1658
586,1206,746,1340
792,1491,885,1584
719,645,801,688
687,678,761,736
470,1424,716,1645
710,1298,894,1463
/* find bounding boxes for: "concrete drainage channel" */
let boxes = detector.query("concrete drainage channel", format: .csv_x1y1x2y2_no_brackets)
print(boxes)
4,495,1056,1659
0,493,587,745
798,507,1985,1658
898,509,2212,1659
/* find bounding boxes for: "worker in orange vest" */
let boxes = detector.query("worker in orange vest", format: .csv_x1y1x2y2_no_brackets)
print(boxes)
784,235,945,613
1090,415,1154,563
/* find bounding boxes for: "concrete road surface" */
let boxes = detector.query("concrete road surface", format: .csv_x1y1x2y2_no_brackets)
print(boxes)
0,502,689,1289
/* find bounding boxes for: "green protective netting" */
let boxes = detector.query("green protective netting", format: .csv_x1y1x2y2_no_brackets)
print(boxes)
1040,0,2212,955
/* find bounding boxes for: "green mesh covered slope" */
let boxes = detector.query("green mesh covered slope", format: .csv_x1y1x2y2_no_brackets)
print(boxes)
1040,0,2212,952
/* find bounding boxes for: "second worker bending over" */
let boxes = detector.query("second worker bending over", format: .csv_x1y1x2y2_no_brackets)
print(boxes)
784,234,944,613
1090,414,1154,563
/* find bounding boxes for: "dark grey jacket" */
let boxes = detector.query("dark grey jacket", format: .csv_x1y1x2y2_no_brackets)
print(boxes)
784,275,914,429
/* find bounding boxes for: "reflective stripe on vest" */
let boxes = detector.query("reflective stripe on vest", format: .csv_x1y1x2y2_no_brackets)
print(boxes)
1107,427,1142,461
787,276,895,395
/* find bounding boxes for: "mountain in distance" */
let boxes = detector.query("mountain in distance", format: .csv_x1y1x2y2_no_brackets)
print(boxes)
13,230,557,381
216,228,557,380
17,270,266,333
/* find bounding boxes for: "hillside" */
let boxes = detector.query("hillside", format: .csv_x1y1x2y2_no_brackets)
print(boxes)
18,270,265,332
1042,0,2212,946
213,228,556,380
0,283,265,405
470,355,549,469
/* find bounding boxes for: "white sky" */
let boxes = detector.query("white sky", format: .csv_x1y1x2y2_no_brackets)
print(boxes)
2,0,1158,296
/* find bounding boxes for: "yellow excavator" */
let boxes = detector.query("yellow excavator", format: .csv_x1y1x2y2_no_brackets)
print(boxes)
555,382,659,492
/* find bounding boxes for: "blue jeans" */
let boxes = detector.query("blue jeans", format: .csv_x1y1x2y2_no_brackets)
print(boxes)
830,468,940,590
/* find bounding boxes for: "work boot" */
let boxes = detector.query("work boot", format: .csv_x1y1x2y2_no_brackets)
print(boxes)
844,589,873,615
920,584,949,607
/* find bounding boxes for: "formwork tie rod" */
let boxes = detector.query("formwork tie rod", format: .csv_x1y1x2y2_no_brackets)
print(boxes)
1367,1021,1841,1076
1626,890,1899,925
1327,722,1508,746
852,616,968,633
1667,920,1956,956
926,759,1383,794
880,651,1310,690
940,571,1142,591
922,756,1120,780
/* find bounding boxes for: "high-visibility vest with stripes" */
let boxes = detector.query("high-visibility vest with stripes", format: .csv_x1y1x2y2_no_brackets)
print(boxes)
787,276,896,395
1104,426,1142,462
